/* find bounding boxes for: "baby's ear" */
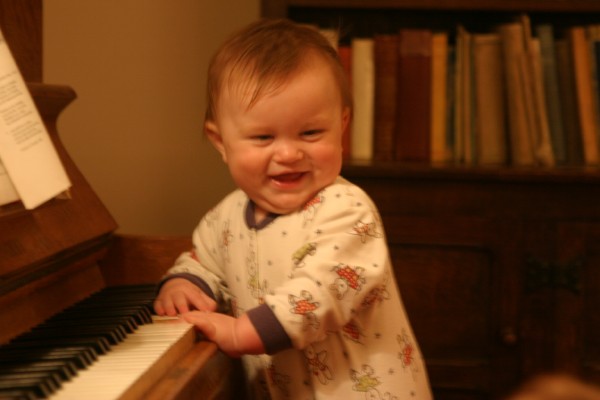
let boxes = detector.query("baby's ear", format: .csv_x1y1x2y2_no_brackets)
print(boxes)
342,106,351,133
205,120,227,162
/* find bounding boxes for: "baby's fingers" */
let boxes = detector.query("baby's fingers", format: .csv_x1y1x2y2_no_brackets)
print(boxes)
170,292,191,315
188,292,217,312
153,293,188,316
153,299,165,315
183,311,216,338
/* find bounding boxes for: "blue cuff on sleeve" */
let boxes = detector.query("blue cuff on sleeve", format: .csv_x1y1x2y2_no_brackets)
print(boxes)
246,303,293,354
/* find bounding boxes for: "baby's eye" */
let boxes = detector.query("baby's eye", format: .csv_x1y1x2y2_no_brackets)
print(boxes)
302,129,323,138
252,134,273,142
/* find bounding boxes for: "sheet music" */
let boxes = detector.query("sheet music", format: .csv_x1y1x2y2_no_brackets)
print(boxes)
0,27,71,209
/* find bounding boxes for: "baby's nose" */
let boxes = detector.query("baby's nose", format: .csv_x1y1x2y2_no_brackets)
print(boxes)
274,140,303,162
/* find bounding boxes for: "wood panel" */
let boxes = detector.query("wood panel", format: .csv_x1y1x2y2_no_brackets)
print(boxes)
100,234,192,286
0,0,42,81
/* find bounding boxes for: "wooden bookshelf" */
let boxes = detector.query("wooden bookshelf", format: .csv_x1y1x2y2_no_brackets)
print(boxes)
265,0,600,12
263,1,600,399
263,0,600,32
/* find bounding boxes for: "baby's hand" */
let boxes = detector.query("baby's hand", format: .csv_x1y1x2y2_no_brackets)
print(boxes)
153,278,217,316
183,311,242,357
183,311,265,358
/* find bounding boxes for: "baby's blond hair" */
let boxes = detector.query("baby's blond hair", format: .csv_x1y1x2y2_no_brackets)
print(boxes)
205,18,351,123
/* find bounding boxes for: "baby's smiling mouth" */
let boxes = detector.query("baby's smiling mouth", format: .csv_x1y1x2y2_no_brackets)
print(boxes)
271,172,305,183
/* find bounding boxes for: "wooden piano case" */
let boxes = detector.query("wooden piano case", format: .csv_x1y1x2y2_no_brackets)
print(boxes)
0,74,243,400
0,1,243,398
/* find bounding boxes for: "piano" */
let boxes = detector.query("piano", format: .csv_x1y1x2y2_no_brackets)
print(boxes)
0,3,243,398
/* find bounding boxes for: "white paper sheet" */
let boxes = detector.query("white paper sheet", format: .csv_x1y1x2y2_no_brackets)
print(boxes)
0,28,71,209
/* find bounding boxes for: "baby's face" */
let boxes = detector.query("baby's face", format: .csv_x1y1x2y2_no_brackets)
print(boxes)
208,58,349,220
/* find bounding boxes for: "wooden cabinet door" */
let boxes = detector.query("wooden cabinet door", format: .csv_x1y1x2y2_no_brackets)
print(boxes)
345,171,600,396
384,214,521,399
555,221,600,382
515,219,600,385
514,220,562,377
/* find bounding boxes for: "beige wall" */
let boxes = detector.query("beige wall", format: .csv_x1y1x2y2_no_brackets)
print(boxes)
43,1,260,235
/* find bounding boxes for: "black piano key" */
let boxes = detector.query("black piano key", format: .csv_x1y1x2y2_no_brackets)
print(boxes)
9,336,111,355
0,358,79,375
0,343,100,368
33,315,139,334
0,343,99,361
0,362,77,382
47,304,152,325
0,370,62,385
63,298,154,313
52,307,151,326
0,371,62,391
0,388,38,400
22,324,128,345
0,347,96,369
0,377,55,398
58,294,154,310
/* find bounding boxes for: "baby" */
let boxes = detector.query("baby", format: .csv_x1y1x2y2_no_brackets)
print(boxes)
154,18,432,399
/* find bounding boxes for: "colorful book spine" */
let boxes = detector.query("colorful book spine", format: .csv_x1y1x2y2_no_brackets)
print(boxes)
351,38,375,161
395,28,432,162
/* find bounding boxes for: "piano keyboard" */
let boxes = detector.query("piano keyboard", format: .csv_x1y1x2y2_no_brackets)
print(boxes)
0,285,196,400
49,316,194,400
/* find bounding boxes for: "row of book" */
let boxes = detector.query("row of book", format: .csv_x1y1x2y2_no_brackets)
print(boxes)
330,14,600,166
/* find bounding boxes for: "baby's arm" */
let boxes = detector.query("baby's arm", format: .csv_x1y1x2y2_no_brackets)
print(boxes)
154,277,217,316
155,276,268,357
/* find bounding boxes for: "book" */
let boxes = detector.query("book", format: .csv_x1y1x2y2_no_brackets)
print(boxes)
453,25,477,164
530,38,556,166
535,24,567,164
520,15,555,166
373,34,398,161
585,24,600,162
351,38,375,161
472,33,508,165
430,31,452,163
568,26,600,165
395,28,432,162
452,26,465,164
0,26,71,209
555,38,584,165
459,26,475,164
338,44,352,160
445,46,457,162
498,22,536,165
587,24,600,146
